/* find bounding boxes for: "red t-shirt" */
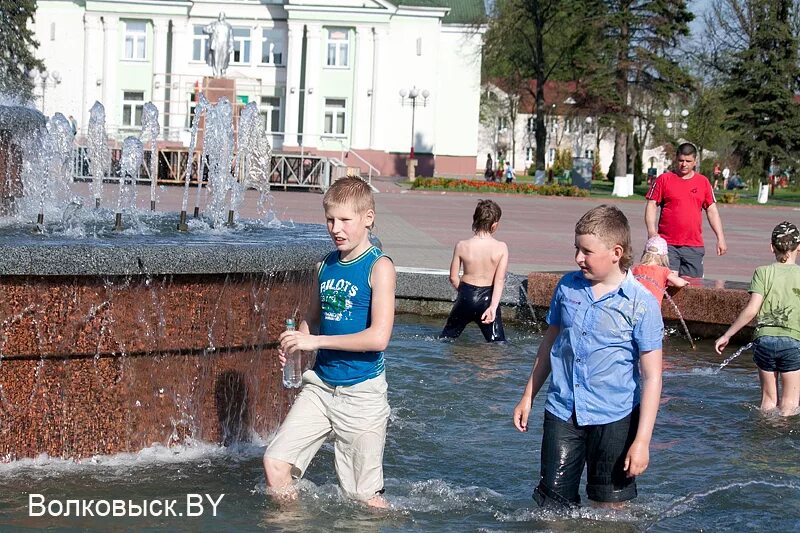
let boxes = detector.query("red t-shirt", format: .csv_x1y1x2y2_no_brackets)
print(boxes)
646,171,715,247
632,264,671,305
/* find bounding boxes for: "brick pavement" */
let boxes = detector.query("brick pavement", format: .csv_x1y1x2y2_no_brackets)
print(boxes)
78,178,800,282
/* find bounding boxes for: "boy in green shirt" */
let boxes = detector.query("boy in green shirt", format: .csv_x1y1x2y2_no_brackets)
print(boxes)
715,221,800,416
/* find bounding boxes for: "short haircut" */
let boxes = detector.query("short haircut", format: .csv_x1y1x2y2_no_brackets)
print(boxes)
575,204,632,269
323,176,375,216
472,199,502,232
677,142,697,158
771,221,800,262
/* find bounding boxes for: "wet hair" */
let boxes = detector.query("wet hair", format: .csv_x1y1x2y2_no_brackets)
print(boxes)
472,199,502,233
322,177,375,227
677,142,697,158
575,204,633,269
640,251,670,268
771,221,800,262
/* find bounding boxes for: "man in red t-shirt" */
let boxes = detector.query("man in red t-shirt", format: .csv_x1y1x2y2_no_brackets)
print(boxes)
644,143,727,278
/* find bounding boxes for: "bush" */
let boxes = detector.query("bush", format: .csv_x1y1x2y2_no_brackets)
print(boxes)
411,177,589,197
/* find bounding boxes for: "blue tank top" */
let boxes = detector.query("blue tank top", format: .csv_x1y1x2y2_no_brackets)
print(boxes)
314,246,389,386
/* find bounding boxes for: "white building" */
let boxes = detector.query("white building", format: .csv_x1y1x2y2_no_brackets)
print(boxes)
30,0,486,177
477,81,671,177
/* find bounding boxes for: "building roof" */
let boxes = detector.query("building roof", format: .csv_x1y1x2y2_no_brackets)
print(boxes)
490,79,583,114
394,0,486,24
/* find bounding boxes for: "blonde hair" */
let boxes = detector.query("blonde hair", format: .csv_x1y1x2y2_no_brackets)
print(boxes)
322,177,375,227
640,251,670,268
575,205,633,269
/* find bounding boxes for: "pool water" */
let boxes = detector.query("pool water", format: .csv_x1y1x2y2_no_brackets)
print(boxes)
0,314,798,531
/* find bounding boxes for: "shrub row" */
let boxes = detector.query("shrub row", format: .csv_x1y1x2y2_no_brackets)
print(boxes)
411,177,589,197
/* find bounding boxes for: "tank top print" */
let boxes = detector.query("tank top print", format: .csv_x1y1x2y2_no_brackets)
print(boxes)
314,246,389,386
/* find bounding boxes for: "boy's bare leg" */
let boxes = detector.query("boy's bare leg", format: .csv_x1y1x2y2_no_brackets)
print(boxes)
758,369,779,411
263,456,297,501
778,370,800,416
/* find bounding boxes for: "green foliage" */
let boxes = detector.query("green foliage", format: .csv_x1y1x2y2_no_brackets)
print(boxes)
721,0,800,175
550,148,573,176
592,151,605,180
0,0,44,101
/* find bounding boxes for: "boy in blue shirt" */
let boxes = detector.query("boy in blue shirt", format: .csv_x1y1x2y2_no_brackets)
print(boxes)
513,204,664,507
263,177,396,507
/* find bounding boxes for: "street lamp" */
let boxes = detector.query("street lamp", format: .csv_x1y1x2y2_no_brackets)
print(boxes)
28,69,62,113
662,108,689,137
399,86,430,159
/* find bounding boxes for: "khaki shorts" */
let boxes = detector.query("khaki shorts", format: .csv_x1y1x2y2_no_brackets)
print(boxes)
264,369,390,500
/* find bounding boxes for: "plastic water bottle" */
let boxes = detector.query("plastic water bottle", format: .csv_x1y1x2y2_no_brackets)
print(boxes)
282,318,303,388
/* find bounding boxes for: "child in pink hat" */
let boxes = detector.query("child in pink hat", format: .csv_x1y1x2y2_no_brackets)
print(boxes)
632,236,688,305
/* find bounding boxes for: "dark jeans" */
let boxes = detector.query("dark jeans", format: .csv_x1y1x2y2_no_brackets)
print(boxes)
534,408,639,506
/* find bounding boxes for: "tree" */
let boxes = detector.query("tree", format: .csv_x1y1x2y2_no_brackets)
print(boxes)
483,0,594,171
0,0,44,101
701,0,800,182
586,1,694,179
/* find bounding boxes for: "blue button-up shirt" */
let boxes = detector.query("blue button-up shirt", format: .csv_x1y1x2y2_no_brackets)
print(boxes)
545,270,663,426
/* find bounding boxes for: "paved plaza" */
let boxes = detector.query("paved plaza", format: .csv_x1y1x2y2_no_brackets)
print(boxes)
122,177,800,282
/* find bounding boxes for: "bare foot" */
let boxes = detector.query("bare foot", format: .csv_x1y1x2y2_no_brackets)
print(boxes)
267,485,298,505
366,495,389,509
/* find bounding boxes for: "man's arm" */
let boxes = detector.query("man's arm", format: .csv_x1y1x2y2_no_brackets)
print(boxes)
513,324,558,432
705,203,727,256
644,200,660,238
280,257,396,354
624,348,662,477
481,243,509,324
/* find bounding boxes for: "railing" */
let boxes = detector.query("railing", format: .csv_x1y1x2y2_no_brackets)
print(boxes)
327,138,380,187
70,146,339,192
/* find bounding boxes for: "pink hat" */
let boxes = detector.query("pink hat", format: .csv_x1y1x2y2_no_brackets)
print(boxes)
644,236,668,256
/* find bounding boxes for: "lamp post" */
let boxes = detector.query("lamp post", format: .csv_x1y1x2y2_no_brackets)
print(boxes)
662,107,689,138
399,86,430,167
28,69,62,113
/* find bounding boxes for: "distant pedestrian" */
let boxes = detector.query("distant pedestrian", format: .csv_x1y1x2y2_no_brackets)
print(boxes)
504,161,514,184
722,166,730,190
484,153,494,181
712,162,721,190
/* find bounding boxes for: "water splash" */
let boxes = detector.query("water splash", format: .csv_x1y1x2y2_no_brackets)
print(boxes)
715,342,753,373
140,102,160,210
117,136,143,217
634,273,695,349
181,93,208,214
203,98,234,227
87,101,109,206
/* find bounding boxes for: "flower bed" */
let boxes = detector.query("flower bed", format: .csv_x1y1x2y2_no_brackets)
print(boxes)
411,177,589,197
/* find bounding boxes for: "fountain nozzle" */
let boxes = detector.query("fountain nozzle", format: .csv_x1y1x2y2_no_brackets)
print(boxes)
178,210,189,232
193,206,200,218
150,200,156,211
113,212,123,232
32,213,45,234
225,210,235,227
95,198,100,209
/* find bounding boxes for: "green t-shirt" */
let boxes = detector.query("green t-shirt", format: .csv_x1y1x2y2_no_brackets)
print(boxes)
749,262,800,340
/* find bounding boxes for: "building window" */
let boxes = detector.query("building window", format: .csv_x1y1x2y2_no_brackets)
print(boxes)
527,117,535,133
232,27,251,64
497,116,508,132
123,21,147,60
192,25,208,62
325,28,349,68
122,91,145,127
50,22,56,41
323,98,346,135
526,147,533,161
261,30,284,65
260,96,281,132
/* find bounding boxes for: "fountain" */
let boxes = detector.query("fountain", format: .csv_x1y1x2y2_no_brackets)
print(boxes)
0,100,331,461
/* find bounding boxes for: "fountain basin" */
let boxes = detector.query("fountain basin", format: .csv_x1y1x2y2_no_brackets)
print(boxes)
0,224,331,460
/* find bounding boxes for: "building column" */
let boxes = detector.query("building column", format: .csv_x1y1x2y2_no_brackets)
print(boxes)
152,18,170,133
302,24,321,149
283,23,304,147
169,19,190,136
351,26,371,149
102,15,120,130
369,26,388,151
82,14,104,129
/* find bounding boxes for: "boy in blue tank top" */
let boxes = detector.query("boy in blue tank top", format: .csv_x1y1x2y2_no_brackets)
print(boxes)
263,177,396,508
